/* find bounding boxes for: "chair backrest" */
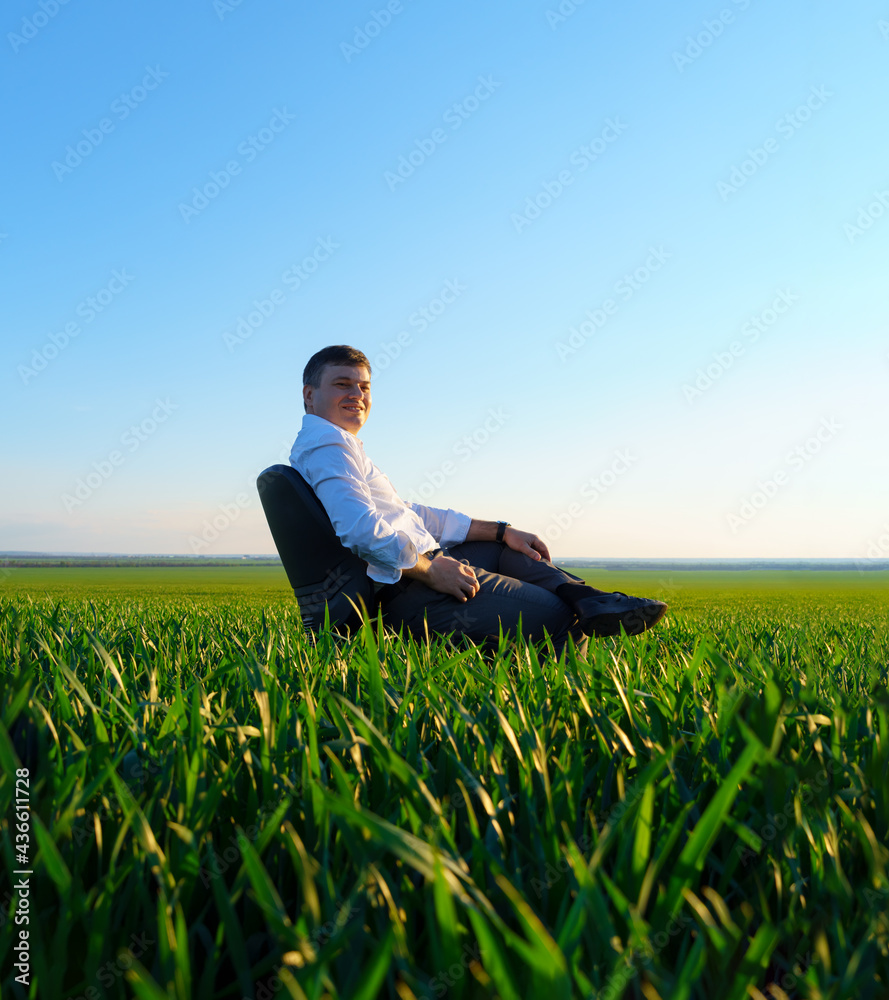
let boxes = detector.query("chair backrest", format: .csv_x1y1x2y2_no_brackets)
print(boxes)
256,464,374,634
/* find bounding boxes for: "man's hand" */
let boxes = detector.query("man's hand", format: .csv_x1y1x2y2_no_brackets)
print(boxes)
503,526,551,562
465,519,551,561
402,553,479,602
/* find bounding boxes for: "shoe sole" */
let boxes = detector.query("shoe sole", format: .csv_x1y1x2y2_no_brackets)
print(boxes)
583,601,668,637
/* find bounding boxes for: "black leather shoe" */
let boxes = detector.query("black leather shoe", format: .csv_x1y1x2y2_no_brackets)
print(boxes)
573,591,668,637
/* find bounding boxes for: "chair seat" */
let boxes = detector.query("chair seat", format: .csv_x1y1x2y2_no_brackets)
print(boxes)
256,464,375,634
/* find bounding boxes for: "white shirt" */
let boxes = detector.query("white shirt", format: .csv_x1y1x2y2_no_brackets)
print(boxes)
290,414,472,585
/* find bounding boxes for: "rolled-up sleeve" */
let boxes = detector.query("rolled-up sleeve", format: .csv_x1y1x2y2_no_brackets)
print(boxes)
405,501,472,547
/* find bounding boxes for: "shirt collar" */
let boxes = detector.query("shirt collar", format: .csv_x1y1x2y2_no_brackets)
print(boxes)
302,413,364,447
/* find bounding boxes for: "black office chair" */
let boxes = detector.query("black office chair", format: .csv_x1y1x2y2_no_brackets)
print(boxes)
256,464,375,634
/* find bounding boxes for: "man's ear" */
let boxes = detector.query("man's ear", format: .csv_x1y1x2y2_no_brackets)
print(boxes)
303,384,313,412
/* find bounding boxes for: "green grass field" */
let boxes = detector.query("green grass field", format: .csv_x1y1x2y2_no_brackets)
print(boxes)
1,568,887,999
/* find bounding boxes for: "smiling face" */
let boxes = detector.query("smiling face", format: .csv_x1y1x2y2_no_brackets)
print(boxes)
303,364,371,435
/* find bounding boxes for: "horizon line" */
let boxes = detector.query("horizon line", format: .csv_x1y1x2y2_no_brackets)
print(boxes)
3,552,887,564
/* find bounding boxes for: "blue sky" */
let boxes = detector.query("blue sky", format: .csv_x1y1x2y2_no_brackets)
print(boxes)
2,0,887,558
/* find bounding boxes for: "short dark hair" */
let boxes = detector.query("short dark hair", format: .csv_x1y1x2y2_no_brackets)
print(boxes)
302,345,371,413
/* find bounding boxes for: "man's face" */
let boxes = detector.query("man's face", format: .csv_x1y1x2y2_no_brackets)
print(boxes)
303,364,371,435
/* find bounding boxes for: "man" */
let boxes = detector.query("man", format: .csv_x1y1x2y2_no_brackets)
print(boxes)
289,345,667,657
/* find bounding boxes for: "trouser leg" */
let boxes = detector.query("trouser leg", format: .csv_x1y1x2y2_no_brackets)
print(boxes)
379,541,588,657
447,541,593,593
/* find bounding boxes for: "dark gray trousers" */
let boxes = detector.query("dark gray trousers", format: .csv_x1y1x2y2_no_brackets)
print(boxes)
374,541,589,658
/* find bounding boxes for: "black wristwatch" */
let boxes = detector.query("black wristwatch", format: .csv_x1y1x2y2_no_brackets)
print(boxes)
496,521,510,542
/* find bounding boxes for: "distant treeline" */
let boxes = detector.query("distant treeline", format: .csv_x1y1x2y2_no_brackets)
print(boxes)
555,560,889,571
3,556,887,571
1,557,282,568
